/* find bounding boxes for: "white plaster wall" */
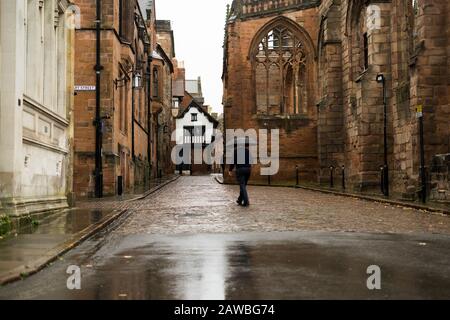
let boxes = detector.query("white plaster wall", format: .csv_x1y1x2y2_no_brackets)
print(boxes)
0,0,26,198
1,0,71,212
22,143,67,198
175,108,215,145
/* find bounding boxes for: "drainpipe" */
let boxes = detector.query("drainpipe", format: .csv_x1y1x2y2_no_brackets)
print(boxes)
94,0,103,198
147,55,153,179
132,77,135,161
382,76,389,197
418,107,426,203
156,118,160,179
223,110,226,176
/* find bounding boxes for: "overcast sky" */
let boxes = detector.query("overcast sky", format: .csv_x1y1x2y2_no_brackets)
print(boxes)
155,0,233,114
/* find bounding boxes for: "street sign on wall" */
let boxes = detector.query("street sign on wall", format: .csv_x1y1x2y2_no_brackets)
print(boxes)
75,85,96,91
416,105,423,118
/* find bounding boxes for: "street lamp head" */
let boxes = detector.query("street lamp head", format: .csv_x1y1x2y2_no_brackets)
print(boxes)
376,74,385,83
133,72,142,89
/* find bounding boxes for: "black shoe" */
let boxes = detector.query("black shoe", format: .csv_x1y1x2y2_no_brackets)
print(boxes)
236,199,243,205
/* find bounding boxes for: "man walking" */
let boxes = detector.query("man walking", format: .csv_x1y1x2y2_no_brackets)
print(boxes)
229,143,252,207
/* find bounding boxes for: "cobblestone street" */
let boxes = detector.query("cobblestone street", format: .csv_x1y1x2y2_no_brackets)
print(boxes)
2,175,450,300
80,176,450,235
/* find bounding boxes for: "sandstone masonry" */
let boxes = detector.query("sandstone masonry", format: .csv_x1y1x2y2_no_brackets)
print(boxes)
223,0,450,200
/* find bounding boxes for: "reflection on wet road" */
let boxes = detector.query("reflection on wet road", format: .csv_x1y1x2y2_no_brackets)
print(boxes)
0,209,113,278
1,176,450,300
1,231,450,300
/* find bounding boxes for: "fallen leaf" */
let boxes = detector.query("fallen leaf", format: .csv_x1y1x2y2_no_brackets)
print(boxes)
118,294,128,298
123,256,133,259
419,242,427,246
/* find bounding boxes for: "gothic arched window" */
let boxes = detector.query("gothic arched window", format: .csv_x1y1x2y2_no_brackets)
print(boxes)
350,8,369,80
411,0,419,14
252,26,308,116
408,0,419,56
152,67,159,99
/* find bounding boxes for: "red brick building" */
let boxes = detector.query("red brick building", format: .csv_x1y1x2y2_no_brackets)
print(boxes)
223,0,450,200
73,0,153,197
223,0,323,184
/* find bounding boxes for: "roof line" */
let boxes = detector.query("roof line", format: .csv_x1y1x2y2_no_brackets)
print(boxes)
176,100,219,127
156,44,174,73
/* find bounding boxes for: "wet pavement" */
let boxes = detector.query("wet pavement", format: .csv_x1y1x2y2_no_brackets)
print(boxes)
87,176,450,235
0,209,114,282
0,175,178,284
77,175,179,210
1,231,450,299
1,176,450,299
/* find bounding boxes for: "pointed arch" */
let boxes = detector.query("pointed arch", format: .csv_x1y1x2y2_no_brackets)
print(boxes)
345,0,371,81
317,15,327,99
248,16,317,61
345,0,366,37
249,16,316,115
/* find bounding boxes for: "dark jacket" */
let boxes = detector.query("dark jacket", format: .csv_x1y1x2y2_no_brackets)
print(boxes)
229,147,252,171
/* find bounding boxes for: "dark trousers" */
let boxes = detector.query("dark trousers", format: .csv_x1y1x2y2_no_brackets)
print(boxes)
236,167,251,205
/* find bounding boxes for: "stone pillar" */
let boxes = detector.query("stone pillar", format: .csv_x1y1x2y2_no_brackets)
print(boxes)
317,2,344,183
389,0,414,195
356,2,392,191
0,0,26,216
223,17,241,184
407,0,450,198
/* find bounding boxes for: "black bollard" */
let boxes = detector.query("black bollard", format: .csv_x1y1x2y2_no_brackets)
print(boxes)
117,176,123,196
341,165,346,190
330,166,335,188
420,166,427,203
383,165,389,197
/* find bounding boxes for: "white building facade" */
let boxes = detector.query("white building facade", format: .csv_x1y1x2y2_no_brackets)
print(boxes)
175,103,216,146
0,0,75,216
175,101,219,174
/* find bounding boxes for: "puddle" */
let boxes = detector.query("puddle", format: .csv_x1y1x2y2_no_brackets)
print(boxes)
16,209,113,236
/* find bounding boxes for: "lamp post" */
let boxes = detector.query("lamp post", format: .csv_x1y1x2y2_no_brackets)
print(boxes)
131,71,142,160
377,74,389,197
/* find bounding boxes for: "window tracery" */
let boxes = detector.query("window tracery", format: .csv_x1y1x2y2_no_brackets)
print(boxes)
253,25,308,115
